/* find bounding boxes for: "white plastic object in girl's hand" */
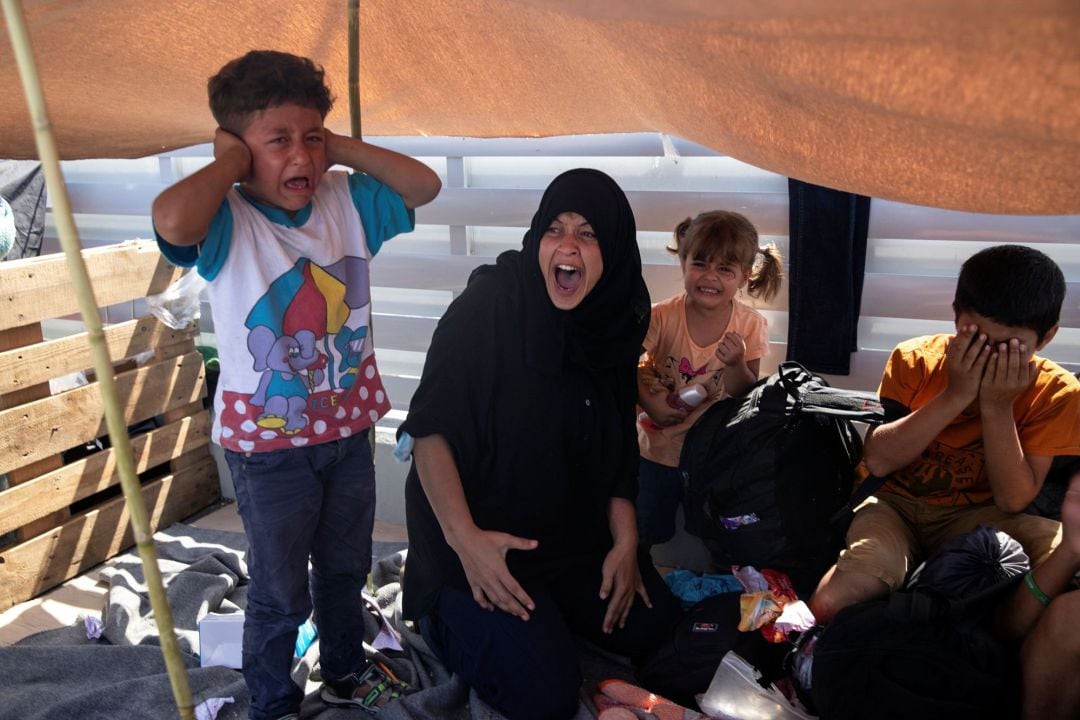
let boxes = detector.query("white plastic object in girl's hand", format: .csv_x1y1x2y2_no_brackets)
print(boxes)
666,382,709,411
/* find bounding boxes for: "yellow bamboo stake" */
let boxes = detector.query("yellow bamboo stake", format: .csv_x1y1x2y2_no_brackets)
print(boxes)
348,0,376,458
348,0,361,139
1,2,194,719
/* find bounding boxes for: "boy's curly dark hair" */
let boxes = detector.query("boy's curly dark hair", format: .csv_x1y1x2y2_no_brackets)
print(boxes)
208,50,334,133
953,244,1065,343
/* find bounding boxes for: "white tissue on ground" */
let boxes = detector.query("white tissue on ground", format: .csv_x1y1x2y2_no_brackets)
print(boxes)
195,697,234,720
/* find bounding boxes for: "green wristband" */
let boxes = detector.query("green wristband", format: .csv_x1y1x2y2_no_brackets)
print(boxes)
1024,571,1052,607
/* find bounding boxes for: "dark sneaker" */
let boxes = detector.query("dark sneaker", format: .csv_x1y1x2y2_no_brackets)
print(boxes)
321,661,408,713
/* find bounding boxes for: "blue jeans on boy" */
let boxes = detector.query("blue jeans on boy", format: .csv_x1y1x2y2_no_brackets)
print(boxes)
635,456,685,547
225,430,376,720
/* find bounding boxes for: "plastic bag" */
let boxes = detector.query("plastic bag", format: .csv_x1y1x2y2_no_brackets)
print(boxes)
146,270,207,329
737,592,782,632
700,652,815,720
393,431,415,463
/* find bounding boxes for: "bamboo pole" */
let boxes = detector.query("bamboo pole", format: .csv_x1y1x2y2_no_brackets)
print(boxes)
1,3,195,719
347,0,376,458
348,0,361,139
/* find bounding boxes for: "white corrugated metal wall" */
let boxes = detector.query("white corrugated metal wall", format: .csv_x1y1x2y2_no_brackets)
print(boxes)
44,134,1080,520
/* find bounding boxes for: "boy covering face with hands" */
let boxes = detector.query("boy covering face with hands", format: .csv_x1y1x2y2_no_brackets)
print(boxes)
810,245,1080,624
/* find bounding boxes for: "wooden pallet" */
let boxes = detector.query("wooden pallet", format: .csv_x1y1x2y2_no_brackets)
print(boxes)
0,240,219,609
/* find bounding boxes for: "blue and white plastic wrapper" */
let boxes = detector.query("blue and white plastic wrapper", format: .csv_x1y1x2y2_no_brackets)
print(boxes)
393,431,415,463
295,616,317,657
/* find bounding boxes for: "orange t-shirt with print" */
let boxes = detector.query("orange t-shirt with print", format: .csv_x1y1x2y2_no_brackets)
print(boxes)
876,334,1080,506
637,293,769,467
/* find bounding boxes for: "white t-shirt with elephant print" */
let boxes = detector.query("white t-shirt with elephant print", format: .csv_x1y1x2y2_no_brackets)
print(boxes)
155,171,413,452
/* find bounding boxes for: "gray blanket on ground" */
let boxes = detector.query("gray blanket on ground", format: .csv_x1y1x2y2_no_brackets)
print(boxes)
0,521,631,720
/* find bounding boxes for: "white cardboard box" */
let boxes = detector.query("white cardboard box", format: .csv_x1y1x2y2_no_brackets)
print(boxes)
198,612,244,669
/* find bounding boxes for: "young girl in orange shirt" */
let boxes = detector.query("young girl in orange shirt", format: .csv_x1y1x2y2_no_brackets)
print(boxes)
636,210,783,548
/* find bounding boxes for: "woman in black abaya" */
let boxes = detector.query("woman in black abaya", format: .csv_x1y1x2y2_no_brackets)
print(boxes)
399,168,681,720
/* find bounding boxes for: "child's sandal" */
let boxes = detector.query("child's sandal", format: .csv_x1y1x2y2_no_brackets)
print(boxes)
321,661,408,714
596,679,701,719
597,678,669,710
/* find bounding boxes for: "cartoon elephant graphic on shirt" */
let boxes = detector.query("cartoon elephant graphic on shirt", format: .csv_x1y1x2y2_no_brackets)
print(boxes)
248,326,327,434
333,324,368,390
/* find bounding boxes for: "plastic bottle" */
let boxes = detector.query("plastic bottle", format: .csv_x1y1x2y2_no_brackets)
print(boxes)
666,383,709,411
639,383,709,431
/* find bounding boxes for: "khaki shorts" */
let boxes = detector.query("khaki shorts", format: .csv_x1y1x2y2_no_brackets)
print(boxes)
835,493,1062,591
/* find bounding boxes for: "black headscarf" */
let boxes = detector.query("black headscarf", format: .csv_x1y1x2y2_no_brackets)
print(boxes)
493,167,651,370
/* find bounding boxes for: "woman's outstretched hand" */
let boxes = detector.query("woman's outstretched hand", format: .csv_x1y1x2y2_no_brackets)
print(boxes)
413,433,538,621
599,540,651,634
452,527,538,621
600,497,652,634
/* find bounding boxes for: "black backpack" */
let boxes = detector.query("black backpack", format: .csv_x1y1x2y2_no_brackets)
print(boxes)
679,362,885,594
807,526,1029,720
808,592,1018,720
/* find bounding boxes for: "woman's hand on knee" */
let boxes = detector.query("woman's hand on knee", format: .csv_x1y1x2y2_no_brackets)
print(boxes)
599,542,651,634
454,528,538,621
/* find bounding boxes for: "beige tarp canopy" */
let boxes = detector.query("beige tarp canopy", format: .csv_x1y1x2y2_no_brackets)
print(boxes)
0,0,1077,214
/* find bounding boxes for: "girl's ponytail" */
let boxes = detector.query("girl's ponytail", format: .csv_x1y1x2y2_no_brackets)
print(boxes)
667,217,693,255
746,244,784,302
